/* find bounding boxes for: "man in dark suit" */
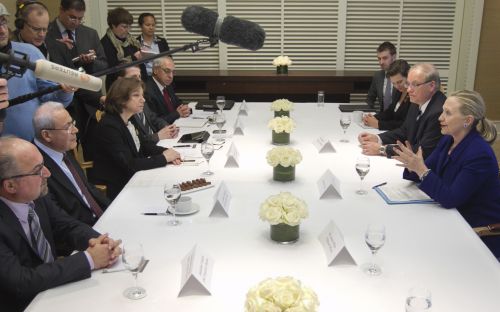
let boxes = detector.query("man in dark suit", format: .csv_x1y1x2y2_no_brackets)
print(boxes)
359,63,446,159
145,56,191,124
0,136,121,312
366,41,397,112
33,102,110,230
45,0,108,160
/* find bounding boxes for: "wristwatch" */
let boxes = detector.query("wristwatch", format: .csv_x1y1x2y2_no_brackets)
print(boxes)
379,145,386,156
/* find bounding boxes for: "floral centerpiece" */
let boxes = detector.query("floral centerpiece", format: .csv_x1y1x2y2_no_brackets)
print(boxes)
245,276,319,311
268,116,295,145
271,99,294,117
266,147,302,182
273,56,292,74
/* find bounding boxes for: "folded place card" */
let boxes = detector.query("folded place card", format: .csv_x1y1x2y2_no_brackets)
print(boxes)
224,142,240,168
210,181,232,217
318,220,356,266
317,169,343,199
238,100,249,116
233,118,245,135
179,245,214,297
313,136,336,153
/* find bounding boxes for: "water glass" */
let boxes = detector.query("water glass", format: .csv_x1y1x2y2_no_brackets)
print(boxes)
216,95,225,114
122,243,146,300
339,113,351,142
406,287,432,312
164,184,182,226
201,142,215,175
355,156,370,195
317,91,325,107
363,224,385,276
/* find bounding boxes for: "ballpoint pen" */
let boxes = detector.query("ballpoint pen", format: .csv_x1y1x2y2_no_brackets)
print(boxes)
173,144,191,148
372,182,387,189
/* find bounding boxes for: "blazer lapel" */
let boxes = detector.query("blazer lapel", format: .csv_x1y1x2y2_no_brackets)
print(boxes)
0,200,39,256
40,149,83,201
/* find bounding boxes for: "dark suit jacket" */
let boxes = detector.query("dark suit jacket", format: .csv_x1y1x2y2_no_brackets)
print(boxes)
93,113,167,199
46,20,108,74
144,76,182,124
133,102,170,144
406,131,500,257
366,70,396,112
136,35,170,53
380,90,446,159
375,91,411,130
0,195,99,311
39,148,110,227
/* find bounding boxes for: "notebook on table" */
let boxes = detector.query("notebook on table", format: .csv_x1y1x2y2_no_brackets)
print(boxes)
195,100,236,111
339,104,377,113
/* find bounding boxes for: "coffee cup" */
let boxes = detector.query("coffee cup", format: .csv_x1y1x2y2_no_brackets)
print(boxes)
175,196,192,213
352,111,363,123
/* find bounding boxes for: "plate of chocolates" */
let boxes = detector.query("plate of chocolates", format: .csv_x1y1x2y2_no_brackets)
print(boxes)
179,178,214,194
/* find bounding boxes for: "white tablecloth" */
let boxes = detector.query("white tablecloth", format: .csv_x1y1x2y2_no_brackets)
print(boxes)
27,102,500,312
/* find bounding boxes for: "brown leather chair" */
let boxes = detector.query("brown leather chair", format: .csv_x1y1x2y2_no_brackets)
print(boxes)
72,146,107,195
474,223,500,237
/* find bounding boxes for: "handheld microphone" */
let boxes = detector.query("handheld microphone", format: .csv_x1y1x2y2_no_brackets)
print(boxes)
0,52,102,92
181,6,266,51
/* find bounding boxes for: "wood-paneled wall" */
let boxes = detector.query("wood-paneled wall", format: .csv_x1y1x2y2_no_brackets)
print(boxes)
475,0,500,120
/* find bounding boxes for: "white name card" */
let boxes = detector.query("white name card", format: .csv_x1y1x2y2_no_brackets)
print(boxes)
318,221,356,266
233,118,245,135
239,100,248,116
317,169,343,199
224,142,240,168
179,245,214,296
210,181,232,217
313,136,336,153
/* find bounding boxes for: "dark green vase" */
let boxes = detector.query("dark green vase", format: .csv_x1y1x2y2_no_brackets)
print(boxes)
274,110,290,117
270,223,299,244
276,65,288,74
272,131,290,145
273,164,295,182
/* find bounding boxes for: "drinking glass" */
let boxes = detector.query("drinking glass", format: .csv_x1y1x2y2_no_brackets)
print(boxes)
122,243,147,300
317,91,325,107
201,142,215,176
406,287,432,312
339,113,351,142
363,224,385,276
214,113,226,143
355,155,370,195
216,95,226,114
164,184,182,226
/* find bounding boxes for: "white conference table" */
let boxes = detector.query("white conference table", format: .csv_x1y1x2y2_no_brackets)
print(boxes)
28,102,500,311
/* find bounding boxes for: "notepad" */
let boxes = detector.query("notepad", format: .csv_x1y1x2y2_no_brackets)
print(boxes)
374,182,436,205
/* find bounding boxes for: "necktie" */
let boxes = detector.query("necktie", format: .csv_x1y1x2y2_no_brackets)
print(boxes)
28,204,54,263
138,112,152,134
383,78,392,110
162,86,176,113
416,109,422,121
66,29,78,58
63,154,103,217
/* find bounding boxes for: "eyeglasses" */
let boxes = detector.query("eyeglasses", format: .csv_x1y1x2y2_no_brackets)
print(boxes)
1,162,45,181
42,120,77,134
0,19,8,28
160,67,175,75
68,15,85,24
404,80,432,89
25,22,48,34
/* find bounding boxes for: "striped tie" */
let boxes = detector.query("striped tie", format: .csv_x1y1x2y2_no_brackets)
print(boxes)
28,204,54,263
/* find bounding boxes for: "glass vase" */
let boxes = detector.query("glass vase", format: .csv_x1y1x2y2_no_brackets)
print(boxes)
276,65,288,74
270,223,299,244
272,131,290,145
274,110,290,117
273,164,295,182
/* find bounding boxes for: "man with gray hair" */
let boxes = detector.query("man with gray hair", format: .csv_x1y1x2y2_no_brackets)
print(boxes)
33,102,110,235
145,56,191,124
358,63,446,160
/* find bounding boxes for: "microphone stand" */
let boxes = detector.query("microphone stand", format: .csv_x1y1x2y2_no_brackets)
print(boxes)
3,38,218,107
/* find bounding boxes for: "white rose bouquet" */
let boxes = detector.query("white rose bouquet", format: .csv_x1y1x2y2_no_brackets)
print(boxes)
268,116,295,134
259,192,308,226
271,99,294,112
245,276,319,312
273,56,293,67
266,147,302,168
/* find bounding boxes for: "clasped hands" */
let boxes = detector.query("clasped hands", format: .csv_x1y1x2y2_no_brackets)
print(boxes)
86,233,122,270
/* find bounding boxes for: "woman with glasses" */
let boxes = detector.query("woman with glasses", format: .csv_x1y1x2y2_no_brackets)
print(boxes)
100,7,146,90
394,90,500,259
137,13,170,76
92,77,181,200
363,59,412,130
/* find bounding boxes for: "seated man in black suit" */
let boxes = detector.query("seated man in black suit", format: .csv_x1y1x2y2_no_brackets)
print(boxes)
145,56,191,124
366,41,397,112
0,136,121,312
358,63,446,160
119,65,179,144
33,102,110,231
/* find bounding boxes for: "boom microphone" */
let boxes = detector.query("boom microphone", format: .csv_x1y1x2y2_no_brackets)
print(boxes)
0,52,102,92
181,6,265,51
